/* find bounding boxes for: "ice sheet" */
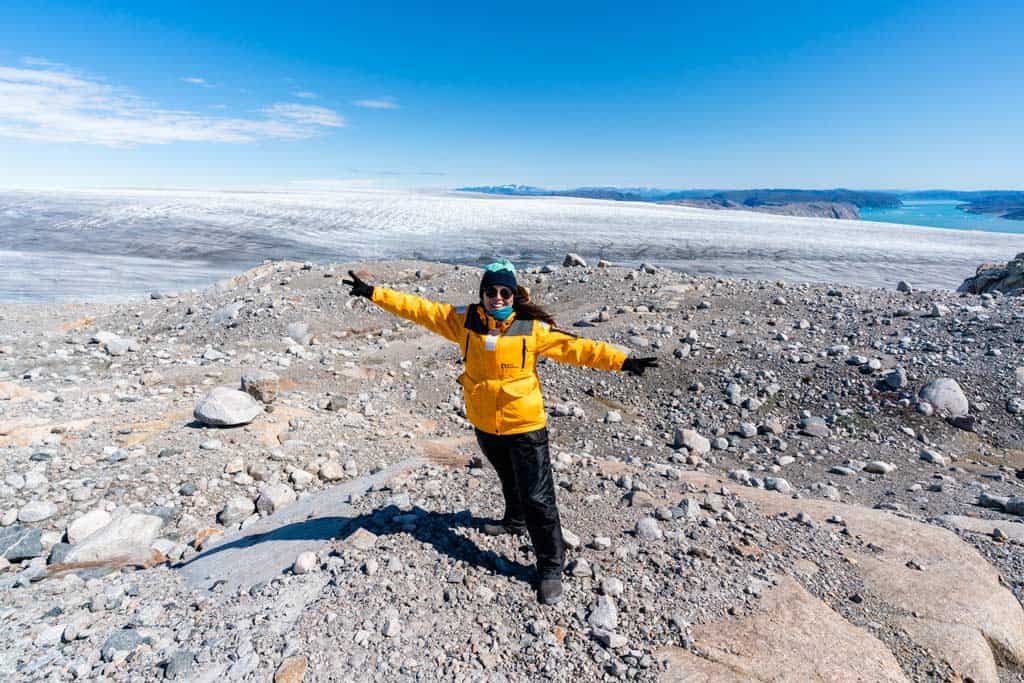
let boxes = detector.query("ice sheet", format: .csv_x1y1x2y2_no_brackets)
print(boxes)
1,187,1022,302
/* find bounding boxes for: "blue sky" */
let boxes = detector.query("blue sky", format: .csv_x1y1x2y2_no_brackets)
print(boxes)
1,1,1022,190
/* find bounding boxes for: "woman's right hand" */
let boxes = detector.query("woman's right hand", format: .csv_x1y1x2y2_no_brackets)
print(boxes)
342,270,374,299
622,356,658,376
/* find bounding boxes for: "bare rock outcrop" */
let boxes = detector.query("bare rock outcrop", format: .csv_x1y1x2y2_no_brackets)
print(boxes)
657,576,907,682
678,471,1024,682
958,252,1024,296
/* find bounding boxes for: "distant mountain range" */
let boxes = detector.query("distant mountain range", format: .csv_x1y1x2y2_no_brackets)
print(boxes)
456,186,1024,221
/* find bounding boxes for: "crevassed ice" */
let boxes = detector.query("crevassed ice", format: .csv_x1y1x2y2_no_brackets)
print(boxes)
1,187,1022,302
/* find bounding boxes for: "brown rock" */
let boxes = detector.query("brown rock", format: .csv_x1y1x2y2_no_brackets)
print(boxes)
679,471,1024,679
656,576,906,682
241,370,280,404
274,655,308,683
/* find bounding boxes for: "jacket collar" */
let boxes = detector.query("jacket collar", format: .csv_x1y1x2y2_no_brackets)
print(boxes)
476,305,516,333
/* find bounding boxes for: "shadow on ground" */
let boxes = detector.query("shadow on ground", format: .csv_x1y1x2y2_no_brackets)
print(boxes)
175,506,536,586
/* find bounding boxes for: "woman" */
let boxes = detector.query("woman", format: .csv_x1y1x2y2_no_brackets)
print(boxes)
343,260,657,604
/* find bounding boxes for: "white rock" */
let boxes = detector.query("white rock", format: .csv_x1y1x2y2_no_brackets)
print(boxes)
66,509,112,544
18,501,58,523
23,471,47,490
292,551,317,574
673,428,710,454
224,457,245,474
588,595,619,630
256,484,296,515
217,497,255,525
635,517,663,541
318,461,345,481
64,513,164,563
601,577,624,597
290,470,314,488
193,387,264,427
918,378,969,417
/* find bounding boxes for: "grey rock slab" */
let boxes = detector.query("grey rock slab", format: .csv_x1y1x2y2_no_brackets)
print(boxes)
799,416,830,438
1006,497,1024,516
193,387,264,427
918,378,969,417
940,515,1024,545
0,526,44,561
64,513,164,564
178,457,422,592
101,628,143,662
163,650,196,680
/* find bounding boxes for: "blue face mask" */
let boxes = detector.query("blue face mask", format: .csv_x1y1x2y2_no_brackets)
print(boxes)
488,305,514,321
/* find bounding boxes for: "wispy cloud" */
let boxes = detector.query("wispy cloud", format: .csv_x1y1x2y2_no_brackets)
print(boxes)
182,76,213,87
353,97,400,110
264,103,344,128
293,91,317,99
0,62,346,147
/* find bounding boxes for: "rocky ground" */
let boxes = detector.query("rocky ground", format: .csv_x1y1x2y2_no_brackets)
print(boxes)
1,258,1023,682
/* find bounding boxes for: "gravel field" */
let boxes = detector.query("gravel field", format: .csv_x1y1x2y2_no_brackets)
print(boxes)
1,258,1022,681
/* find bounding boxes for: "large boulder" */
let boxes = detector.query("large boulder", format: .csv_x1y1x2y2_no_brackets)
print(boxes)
64,513,164,564
918,378,969,417
958,252,1024,296
194,387,264,427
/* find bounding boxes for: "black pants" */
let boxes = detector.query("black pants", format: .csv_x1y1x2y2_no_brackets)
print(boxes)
475,427,565,580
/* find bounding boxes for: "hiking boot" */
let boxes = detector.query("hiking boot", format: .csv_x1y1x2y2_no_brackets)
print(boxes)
481,522,526,537
537,578,564,605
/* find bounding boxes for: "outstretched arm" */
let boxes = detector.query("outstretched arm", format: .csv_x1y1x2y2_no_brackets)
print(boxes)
344,270,464,343
535,324,629,371
535,323,658,375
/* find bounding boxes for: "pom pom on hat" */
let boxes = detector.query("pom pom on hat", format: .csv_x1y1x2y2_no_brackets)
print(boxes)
480,259,517,295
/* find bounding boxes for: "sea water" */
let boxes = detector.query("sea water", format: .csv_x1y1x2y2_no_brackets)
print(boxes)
861,199,1024,234
2,188,1023,302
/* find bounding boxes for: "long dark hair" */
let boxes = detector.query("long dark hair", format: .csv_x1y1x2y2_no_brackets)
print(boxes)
512,285,557,327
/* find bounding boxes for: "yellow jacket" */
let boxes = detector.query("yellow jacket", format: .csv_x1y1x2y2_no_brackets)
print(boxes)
370,287,627,435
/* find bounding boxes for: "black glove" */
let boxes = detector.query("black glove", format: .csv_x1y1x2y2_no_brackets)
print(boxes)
622,356,658,376
342,270,374,299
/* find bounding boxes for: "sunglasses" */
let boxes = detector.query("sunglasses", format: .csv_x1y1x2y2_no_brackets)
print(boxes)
483,286,514,299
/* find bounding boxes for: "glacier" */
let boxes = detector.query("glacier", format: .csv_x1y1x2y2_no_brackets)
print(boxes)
1,186,1023,302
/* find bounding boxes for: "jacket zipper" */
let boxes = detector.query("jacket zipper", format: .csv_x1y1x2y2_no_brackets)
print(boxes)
521,339,526,368
464,333,470,361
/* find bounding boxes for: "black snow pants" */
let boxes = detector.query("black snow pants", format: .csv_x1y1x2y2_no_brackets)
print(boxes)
474,427,565,580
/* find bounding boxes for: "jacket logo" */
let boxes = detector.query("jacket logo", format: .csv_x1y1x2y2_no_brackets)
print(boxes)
500,363,518,369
